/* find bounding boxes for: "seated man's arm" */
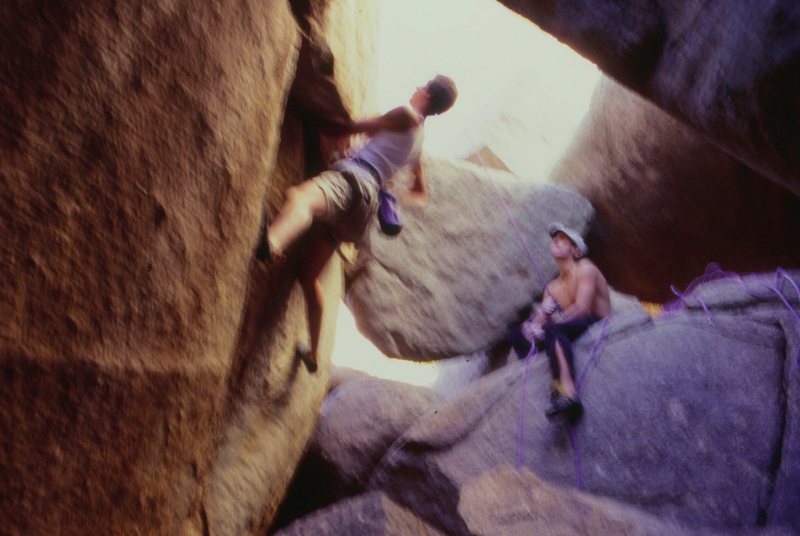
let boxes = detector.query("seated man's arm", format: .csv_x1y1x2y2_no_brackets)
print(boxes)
521,283,556,341
561,264,597,321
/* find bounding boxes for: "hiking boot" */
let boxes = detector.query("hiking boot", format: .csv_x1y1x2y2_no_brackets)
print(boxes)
545,394,583,423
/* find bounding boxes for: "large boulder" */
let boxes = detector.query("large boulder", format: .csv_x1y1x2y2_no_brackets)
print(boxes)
551,77,800,300
369,271,800,535
346,156,594,360
0,0,379,533
497,0,800,196
0,1,299,533
273,376,441,529
274,492,445,536
459,466,719,536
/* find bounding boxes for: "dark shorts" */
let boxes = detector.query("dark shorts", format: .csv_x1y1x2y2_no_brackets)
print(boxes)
312,159,379,243
544,316,600,380
507,315,600,375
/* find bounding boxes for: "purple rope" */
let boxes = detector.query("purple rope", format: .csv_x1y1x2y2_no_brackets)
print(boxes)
669,284,714,325
479,157,550,291
471,152,560,471
762,269,800,365
777,268,800,306
566,315,611,491
664,263,737,313
516,345,538,468
666,264,800,364
663,263,749,323
576,316,612,389
567,426,584,490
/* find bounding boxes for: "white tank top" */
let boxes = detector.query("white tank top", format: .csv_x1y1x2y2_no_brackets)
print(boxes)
350,115,424,182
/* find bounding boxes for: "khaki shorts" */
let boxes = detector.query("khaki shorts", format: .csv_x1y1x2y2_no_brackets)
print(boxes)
312,159,379,243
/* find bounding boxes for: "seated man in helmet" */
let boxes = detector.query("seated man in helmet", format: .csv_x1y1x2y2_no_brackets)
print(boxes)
508,223,610,422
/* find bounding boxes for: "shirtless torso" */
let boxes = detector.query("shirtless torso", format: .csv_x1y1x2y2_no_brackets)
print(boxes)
546,258,611,320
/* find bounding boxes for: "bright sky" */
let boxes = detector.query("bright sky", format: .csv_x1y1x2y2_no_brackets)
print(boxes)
331,0,601,390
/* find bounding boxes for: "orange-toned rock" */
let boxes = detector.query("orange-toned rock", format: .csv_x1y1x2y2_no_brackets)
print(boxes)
0,0,378,534
1,1,301,533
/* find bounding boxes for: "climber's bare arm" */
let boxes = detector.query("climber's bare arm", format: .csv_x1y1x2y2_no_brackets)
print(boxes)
403,159,427,206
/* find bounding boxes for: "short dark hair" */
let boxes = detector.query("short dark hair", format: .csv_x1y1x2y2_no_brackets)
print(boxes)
424,75,457,116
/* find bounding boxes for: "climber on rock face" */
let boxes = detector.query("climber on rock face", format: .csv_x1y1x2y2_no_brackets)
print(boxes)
255,75,458,372
508,223,611,422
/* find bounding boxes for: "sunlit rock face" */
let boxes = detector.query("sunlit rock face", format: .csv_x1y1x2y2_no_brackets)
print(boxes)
368,271,800,535
346,156,594,360
551,77,800,301
0,0,377,534
498,0,800,196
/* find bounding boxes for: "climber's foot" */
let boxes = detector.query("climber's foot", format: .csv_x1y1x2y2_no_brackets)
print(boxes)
255,209,281,262
296,343,318,373
545,394,583,424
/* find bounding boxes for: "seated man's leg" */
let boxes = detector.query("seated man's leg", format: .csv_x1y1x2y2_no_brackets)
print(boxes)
544,318,596,421
544,317,596,388
544,326,576,391
553,339,577,397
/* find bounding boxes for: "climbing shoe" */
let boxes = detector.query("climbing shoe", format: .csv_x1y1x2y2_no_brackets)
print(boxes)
255,210,275,262
545,394,583,423
296,342,318,373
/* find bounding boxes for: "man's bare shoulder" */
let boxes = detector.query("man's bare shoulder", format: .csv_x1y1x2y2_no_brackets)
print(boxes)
576,258,600,277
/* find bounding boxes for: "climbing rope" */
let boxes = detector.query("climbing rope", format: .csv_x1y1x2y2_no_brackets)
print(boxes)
515,345,539,468
470,151,549,471
667,264,800,365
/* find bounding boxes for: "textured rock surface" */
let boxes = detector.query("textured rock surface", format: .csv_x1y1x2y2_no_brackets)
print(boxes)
0,0,378,534
290,0,379,123
459,467,714,536
497,0,800,196
678,269,800,531
369,271,800,535
346,156,594,360
273,376,441,529
552,77,800,301
274,492,445,536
